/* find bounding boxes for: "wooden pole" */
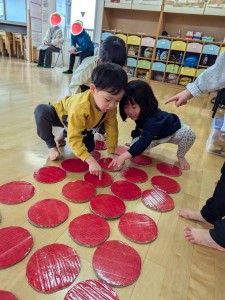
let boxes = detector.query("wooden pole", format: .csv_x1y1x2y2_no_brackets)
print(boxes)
27,8,32,62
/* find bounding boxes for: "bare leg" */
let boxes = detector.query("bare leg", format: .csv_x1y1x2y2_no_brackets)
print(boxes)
178,208,211,224
55,130,66,147
183,227,225,251
49,147,60,161
178,156,190,170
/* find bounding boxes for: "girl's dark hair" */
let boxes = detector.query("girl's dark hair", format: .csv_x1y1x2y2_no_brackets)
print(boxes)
120,80,158,121
91,63,128,95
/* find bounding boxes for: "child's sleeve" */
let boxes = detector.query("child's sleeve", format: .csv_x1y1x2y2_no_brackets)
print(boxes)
104,109,118,154
131,126,141,139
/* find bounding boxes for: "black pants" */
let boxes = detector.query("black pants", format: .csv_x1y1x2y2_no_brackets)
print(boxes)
201,162,225,248
34,104,95,153
69,49,94,71
38,46,60,67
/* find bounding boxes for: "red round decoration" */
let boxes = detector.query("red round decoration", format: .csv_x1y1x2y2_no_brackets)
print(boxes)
119,212,158,243
61,158,89,173
90,194,126,219
98,158,122,172
0,226,33,269
71,22,83,35
110,180,141,200
130,154,152,166
69,213,110,247
34,166,66,183
115,145,129,155
84,171,113,187
91,150,101,161
120,167,148,183
0,181,35,204
93,240,141,286
142,189,175,212
64,279,119,300
27,199,69,227
26,243,80,293
95,140,107,150
50,12,62,27
0,291,18,300
156,163,182,177
62,180,96,203
151,175,180,194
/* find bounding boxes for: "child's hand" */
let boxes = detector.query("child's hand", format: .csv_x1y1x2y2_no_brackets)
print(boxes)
108,155,125,169
108,154,118,160
85,156,102,180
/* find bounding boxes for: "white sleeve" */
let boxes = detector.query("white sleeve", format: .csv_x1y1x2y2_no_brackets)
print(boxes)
43,28,51,43
51,29,64,48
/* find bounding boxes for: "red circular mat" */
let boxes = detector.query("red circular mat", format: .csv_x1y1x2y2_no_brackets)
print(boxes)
27,199,69,227
90,194,126,219
110,180,141,200
61,158,89,172
34,166,66,183
84,171,113,187
0,226,33,269
120,167,148,183
0,291,18,300
98,158,122,172
142,189,175,212
26,243,80,293
69,213,110,247
95,140,107,150
93,240,141,286
91,150,101,161
130,154,152,166
119,212,158,244
115,145,129,155
151,176,180,194
0,181,35,204
156,163,182,177
62,180,96,203
64,279,119,300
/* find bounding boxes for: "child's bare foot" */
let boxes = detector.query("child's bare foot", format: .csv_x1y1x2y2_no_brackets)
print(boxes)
55,130,66,147
178,208,210,224
183,227,225,251
178,157,190,170
49,147,60,161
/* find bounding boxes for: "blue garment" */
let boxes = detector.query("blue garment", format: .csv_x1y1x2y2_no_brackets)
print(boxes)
71,30,94,52
128,109,181,158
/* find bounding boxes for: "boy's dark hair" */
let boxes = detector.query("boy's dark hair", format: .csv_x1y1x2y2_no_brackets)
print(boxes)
99,36,127,67
120,80,158,121
91,63,128,95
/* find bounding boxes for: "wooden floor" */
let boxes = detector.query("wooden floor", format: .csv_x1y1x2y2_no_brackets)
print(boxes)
0,57,225,300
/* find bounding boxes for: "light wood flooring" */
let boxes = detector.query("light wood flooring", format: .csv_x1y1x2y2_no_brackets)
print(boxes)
0,57,225,300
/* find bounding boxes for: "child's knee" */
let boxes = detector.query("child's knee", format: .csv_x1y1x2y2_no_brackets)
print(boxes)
34,104,48,121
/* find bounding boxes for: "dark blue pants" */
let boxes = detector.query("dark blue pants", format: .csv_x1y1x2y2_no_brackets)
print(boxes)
69,49,94,71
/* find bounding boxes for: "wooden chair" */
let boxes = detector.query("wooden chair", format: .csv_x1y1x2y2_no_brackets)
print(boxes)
12,33,25,58
0,31,13,57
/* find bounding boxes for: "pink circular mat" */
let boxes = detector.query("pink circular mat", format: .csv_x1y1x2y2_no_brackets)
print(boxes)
0,291,18,300
156,163,182,177
130,154,152,166
90,194,126,219
0,226,33,269
64,279,119,300
69,213,110,247
61,158,89,172
115,145,129,155
27,199,69,227
119,212,158,244
0,181,35,204
91,150,101,161
34,166,66,183
98,158,122,172
84,171,113,187
95,140,107,150
151,175,180,194
62,180,96,203
26,243,80,293
110,180,141,200
142,189,175,212
93,240,141,286
120,167,148,183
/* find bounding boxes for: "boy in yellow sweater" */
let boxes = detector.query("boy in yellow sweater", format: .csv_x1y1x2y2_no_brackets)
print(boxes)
34,63,128,179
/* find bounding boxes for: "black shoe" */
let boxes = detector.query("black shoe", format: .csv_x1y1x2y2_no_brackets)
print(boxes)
62,69,73,74
37,64,43,67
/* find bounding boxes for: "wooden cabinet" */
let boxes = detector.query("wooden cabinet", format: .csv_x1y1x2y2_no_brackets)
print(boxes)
164,0,206,14
204,0,225,16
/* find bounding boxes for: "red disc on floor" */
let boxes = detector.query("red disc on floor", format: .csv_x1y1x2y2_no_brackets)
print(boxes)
115,145,129,155
142,189,175,212
27,199,69,227
64,279,119,300
93,240,141,286
84,171,113,187
91,150,101,161
0,226,33,269
62,180,96,203
69,213,110,247
156,163,182,177
111,180,141,200
120,167,148,183
151,175,180,194
0,291,18,300
130,154,152,166
90,194,126,219
0,181,35,204
34,166,66,183
26,243,80,293
98,158,122,172
61,158,89,173
95,140,107,150
119,212,158,244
